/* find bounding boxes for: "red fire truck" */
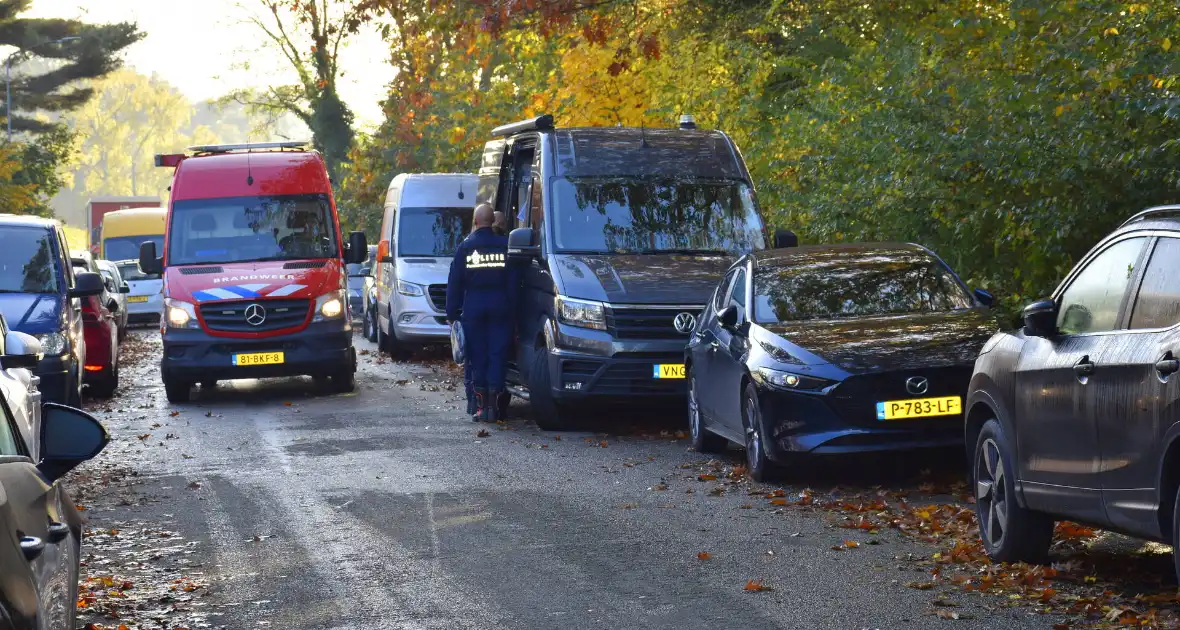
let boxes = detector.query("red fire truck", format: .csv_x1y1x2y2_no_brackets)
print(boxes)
141,142,367,402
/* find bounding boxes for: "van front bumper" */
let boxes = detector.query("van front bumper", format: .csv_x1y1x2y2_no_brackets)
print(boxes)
534,321,690,401
391,290,448,343
35,355,77,405
160,321,355,382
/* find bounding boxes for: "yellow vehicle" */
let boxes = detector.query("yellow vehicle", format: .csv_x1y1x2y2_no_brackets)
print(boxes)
99,207,166,261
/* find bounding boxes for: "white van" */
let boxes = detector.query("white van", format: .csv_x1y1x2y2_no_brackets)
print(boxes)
373,173,477,357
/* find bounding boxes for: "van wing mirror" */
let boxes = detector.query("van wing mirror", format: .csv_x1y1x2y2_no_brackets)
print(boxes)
377,239,393,263
69,272,105,298
346,231,368,264
773,228,798,248
139,242,163,276
507,227,539,260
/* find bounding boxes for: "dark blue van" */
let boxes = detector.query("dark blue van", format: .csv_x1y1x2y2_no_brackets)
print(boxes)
0,216,105,406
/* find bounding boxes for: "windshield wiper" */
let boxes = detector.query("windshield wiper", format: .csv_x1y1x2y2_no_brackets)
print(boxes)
638,248,730,255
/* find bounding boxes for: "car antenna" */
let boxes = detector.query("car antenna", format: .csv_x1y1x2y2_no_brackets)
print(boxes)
639,121,648,148
458,176,465,200
246,134,254,186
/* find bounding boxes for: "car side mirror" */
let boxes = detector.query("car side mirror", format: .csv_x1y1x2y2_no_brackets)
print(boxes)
120,283,130,294
108,301,119,313
718,304,739,331
773,228,798,248
508,227,539,260
37,403,109,481
139,241,163,275
346,231,368,264
69,272,105,298
973,288,995,307
1022,299,1058,337
1,331,42,370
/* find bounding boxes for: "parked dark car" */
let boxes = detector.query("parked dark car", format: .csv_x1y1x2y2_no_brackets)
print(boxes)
686,244,997,481
966,206,1180,578
485,114,794,430
0,400,109,630
70,253,120,398
0,216,105,406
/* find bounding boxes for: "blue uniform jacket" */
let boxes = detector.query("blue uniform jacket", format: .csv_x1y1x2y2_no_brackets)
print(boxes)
445,227,519,322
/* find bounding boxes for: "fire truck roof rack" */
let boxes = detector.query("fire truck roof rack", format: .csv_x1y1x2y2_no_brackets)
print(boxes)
187,141,312,154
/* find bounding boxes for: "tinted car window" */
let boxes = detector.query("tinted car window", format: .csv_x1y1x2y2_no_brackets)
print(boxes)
753,251,973,323
713,269,736,312
0,227,60,293
1130,237,1180,330
397,207,473,257
1057,237,1147,335
731,267,747,309
168,194,337,265
551,178,766,254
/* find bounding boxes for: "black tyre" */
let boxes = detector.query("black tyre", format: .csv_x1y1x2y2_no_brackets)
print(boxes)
529,344,573,431
364,307,377,342
332,370,357,393
90,369,118,399
742,382,778,482
66,369,83,408
688,369,727,453
313,375,331,390
973,418,1054,563
164,376,191,403
1172,489,1180,584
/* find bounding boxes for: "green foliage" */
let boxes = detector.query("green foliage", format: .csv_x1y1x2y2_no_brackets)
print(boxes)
11,123,75,216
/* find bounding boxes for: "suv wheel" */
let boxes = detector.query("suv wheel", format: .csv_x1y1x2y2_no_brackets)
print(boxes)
164,375,192,404
742,382,778,482
529,344,572,431
332,370,357,393
973,418,1053,563
364,308,377,342
689,370,726,453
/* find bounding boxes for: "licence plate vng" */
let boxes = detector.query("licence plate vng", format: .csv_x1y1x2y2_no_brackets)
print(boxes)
652,364,686,379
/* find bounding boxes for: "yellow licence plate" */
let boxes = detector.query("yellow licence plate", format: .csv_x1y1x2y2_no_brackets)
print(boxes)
876,396,962,420
233,352,285,366
652,363,685,379
127,296,149,303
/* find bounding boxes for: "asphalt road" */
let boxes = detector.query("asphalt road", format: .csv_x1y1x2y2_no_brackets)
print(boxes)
73,330,1066,630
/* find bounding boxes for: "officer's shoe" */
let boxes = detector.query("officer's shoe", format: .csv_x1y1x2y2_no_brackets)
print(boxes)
466,393,478,416
473,388,488,422
487,390,503,423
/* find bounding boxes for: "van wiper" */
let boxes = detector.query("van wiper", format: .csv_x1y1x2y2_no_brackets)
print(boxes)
639,248,730,255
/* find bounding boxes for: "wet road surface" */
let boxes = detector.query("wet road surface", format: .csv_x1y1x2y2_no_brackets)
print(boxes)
74,331,1069,629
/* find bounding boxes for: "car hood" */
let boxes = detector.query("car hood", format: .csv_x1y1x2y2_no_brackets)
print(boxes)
0,293,62,335
762,310,997,373
554,253,732,305
395,257,450,286
164,260,343,304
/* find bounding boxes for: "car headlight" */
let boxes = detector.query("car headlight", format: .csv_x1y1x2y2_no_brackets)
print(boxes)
36,332,67,356
753,366,833,392
165,298,199,329
314,290,345,322
556,296,606,331
397,280,424,297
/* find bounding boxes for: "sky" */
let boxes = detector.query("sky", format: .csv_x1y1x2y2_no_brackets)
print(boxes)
29,0,396,130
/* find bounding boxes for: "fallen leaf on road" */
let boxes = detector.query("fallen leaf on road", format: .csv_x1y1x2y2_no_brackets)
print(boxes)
283,402,293,406
598,440,609,448
477,429,490,438
618,503,639,509
136,434,151,441
698,474,717,481
844,540,859,548
907,581,936,590
769,498,787,505
187,481,202,490
182,453,194,459
743,579,772,592
697,552,711,560
934,609,961,620
169,411,180,417
554,435,561,441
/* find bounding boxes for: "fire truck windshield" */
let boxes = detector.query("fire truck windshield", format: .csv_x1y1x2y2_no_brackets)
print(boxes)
166,194,338,266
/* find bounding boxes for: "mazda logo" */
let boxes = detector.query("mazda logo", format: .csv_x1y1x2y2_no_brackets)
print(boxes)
906,376,929,396
244,303,267,327
673,312,697,334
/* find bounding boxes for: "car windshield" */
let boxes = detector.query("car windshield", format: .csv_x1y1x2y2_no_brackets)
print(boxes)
753,250,975,323
397,207,473,257
118,262,159,281
0,227,59,294
167,194,338,265
105,235,163,262
550,177,766,254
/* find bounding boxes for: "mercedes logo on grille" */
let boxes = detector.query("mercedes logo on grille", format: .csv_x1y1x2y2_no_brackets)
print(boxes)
906,376,929,396
673,312,697,334
244,303,267,327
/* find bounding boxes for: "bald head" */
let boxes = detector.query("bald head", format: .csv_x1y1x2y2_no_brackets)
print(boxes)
473,203,495,228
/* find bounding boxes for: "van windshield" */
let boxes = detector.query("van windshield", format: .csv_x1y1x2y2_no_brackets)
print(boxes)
550,177,766,254
118,261,159,281
105,235,164,262
0,227,59,294
167,194,338,266
397,207,473,257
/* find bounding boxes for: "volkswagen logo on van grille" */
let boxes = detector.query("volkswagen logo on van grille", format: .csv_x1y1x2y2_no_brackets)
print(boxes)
244,303,267,327
673,312,697,334
906,376,929,396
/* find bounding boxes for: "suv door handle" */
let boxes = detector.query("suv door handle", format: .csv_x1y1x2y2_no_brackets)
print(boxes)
47,522,70,543
1073,358,1095,377
1157,358,1180,376
20,536,44,561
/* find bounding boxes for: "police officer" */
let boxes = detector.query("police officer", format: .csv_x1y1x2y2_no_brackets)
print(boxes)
462,209,512,417
447,203,516,422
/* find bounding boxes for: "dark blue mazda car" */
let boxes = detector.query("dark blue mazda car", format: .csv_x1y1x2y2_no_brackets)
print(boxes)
684,243,997,481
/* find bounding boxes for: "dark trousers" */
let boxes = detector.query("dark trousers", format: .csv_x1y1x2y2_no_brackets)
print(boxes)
464,358,473,403
463,304,511,390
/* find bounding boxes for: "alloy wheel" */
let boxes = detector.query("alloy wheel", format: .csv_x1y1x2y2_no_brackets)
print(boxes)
744,394,763,470
976,437,1008,549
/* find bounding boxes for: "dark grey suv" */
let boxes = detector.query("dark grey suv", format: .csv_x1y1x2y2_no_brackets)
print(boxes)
966,206,1180,579
480,114,793,430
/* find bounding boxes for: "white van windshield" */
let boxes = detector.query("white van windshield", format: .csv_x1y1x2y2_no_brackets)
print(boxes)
397,207,473,257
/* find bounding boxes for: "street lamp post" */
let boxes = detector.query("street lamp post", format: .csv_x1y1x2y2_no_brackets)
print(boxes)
5,36,80,142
